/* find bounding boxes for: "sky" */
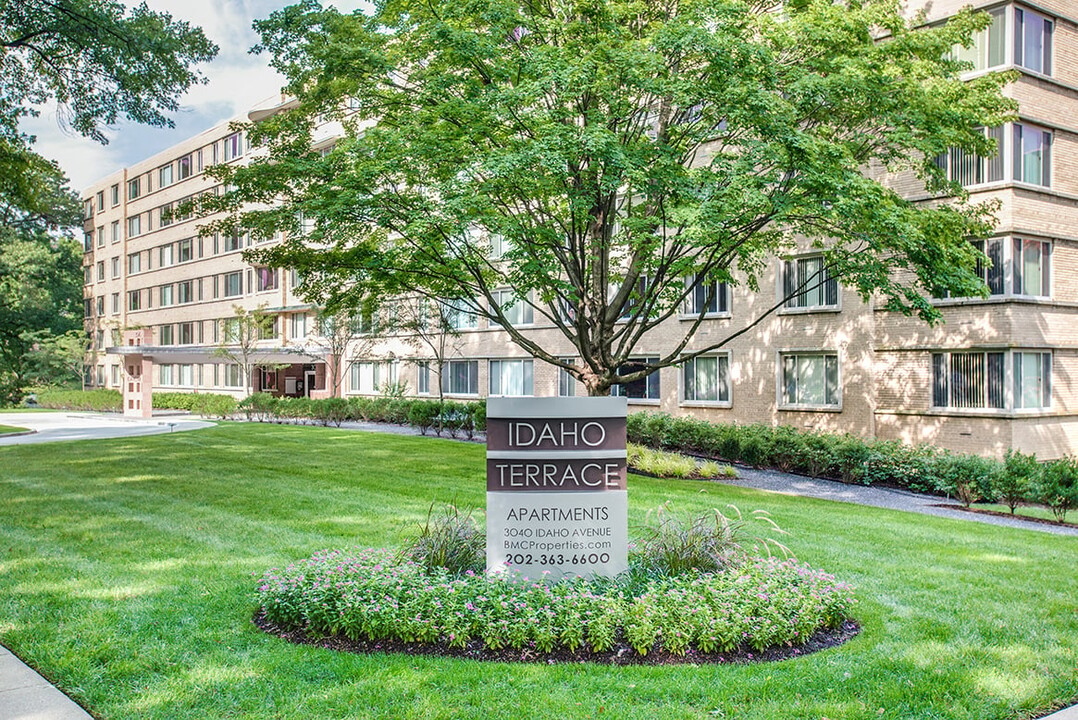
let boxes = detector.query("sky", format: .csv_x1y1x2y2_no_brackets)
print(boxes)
20,0,366,194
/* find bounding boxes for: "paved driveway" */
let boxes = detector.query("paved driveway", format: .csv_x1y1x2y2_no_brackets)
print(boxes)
0,411,213,446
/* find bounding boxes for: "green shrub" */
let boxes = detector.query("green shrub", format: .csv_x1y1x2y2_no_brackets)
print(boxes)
698,460,737,479
770,426,806,473
995,450,1039,514
932,452,998,508
402,504,485,575
188,393,237,419
407,401,441,435
1037,456,1078,523
34,387,122,412
257,548,856,658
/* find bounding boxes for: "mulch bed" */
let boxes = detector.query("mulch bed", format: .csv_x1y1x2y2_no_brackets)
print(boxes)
931,504,1076,528
253,610,860,666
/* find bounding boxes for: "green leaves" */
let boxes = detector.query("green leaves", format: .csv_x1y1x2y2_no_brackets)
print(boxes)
215,0,1015,393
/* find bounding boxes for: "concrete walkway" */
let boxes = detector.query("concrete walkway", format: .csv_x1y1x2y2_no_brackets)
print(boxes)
728,465,1078,537
0,411,213,446
0,646,91,719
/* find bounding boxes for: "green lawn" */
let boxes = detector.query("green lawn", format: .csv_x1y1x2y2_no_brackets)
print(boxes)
0,423,1075,720
0,424,28,435
973,502,1071,525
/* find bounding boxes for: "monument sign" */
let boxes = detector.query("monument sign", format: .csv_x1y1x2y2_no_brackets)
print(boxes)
486,396,628,580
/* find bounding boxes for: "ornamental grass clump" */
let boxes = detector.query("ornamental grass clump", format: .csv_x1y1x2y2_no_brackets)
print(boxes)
632,503,789,577
403,504,485,575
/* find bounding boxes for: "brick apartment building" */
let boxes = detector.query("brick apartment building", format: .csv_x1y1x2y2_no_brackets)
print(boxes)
81,0,1078,458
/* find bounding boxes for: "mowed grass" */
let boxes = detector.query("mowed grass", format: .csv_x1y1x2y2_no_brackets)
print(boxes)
0,424,28,435
0,423,1075,720
973,502,1073,525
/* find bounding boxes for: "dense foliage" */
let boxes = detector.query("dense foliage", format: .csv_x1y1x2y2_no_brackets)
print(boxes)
210,0,1013,395
257,548,855,658
628,411,1078,521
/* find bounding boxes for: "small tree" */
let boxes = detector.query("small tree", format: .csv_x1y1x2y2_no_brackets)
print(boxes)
214,304,283,398
995,450,1039,515
1038,456,1078,523
304,309,365,398
21,328,90,389
394,298,464,401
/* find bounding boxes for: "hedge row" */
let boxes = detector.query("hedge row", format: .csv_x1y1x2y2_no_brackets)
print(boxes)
237,394,487,439
32,387,236,418
627,412,1078,522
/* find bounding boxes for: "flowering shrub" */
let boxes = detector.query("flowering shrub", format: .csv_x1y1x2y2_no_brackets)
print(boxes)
256,548,855,658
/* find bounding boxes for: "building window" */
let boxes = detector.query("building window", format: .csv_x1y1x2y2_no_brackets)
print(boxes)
111,293,119,314
952,7,1005,71
159,164,173,187
84,265,93,285
1013,124,1051,187
178,238,194,263
932,351,1004,410
96,261,105,282
224,364,243,387
178,154,193,180
489,359,534,396
255,267,278,292
96,226,105,248
491,289,533,326
127,216,141,238
350,361,383,394
127,290,142,311
683,274,729,316
111,257,120,279
96,191,105,212
781,353,839,408
1013,238,1050,297
223,232,242,253
442,359,479,395
160,364,174,385
490,234,512,259
110,364,120,386
611,358,660,400
417,361,430,395
558,359,577,397
127,178,140,200
1015,8,1053,75
159,324,174,345
83,199,94,219
127,252,142,274
179,322,195,345
444,298,478,330
111,221,121,243
935,126,1005,187
177,280,194,305
683,355,731,404
223,132,243,161
178,364,194,386
110,184,119,206
223,272,243,297
159,243,174,267
83,298,92,318
290,313,307,339
159,203,173,228
258,317,278,340
783,256,838,310
83,231,94,252
95,296,104,315
1014,351,1052,409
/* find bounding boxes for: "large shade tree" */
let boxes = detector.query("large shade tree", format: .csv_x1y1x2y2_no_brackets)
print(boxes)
207,0,1015,396
0,0,216,403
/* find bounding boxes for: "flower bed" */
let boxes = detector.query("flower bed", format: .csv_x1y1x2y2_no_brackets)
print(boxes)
255,548,857,663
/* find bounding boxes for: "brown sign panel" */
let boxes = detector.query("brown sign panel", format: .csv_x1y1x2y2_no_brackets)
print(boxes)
486,417,627,452
487,458,627,492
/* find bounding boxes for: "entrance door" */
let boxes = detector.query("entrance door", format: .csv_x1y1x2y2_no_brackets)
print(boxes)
304,370,316,398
